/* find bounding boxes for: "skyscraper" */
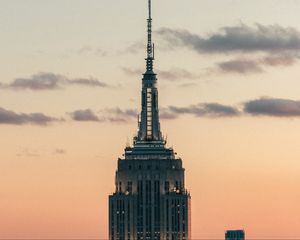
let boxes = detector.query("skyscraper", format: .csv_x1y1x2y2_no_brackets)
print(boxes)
109,1,191,239
225,230,245,240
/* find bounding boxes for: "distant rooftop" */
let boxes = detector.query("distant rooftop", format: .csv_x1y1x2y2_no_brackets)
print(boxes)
225,230,245,240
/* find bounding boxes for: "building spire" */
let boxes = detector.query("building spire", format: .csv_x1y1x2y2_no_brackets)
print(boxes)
146,0,154,72
135,0,163,143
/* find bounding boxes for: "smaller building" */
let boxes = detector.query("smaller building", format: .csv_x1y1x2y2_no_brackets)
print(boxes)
225,230,245,240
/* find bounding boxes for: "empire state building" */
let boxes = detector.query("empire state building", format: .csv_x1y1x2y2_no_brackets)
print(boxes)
109,1,191,239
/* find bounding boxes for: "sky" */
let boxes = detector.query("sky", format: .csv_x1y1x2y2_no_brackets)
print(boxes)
1,0,300,239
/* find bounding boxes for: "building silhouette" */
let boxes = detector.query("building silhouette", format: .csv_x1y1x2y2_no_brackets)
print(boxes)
108,0,191,239
225,230,245,240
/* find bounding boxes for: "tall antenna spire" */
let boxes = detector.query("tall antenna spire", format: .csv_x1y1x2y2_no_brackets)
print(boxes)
146,0,154,72
137,0,162,142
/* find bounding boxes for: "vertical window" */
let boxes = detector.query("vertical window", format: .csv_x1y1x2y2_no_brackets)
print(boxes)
127,201,130,239
137,181,143,238
146,88,152,139
119,182,122,192
175,181,179,191
127,181,132,193
165,181,170,193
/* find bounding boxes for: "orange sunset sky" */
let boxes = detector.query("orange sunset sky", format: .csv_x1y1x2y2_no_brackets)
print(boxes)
0,0,300,239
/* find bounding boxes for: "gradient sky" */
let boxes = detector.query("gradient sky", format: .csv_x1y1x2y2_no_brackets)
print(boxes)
1,0,300,239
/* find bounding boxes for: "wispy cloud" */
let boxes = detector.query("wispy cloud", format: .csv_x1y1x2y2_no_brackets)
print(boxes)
101,99,300,120
68,108,137,123
178,82,198,88
157,68,199,81
68,78,108,87
159,109,179,120
55,148,66,155
218,58,263,74
5,96,300,128
157,24,300,74
120,41,144,54
70,104,240,123
102,108,138,123
244,97,300,117
121,67,142,76
217,54,298,74
0,107,61,125
8,73,63,90
1,72,108,91
165,103,240,118
68,109,103,122
120,24,300,76
163,99,300,119
77,46,107,57
157,24,300,54
69,103,240,124
261,54,297,66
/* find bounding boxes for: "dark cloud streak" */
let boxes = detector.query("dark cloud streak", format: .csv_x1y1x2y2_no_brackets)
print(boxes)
1,72,108,91
69,109,102,122
0,107,61,125
157,68,199,81
157,24,300,54
103,108,138,123
68,78,108,87
244,97,300,117
261,54,297,66
10,73,62,90
217,54,298,74
77,46,107,56
218,59,263,74
167,103,240,118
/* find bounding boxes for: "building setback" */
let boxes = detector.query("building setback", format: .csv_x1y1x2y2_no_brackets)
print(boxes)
108,0,191,240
